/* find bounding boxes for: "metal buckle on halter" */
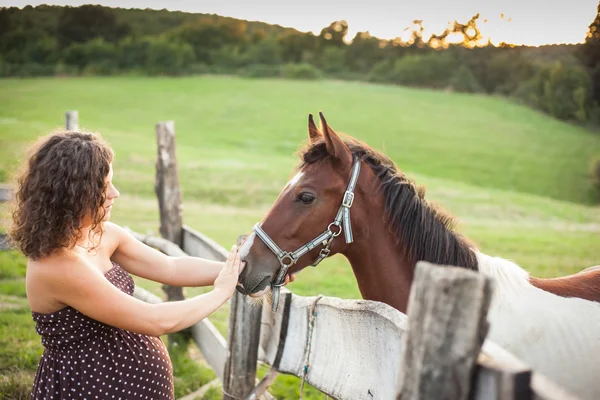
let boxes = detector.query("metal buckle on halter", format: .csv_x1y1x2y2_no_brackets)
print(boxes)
342,191,354,208
318,247,330,258
327,222,342,237
279,253,296,267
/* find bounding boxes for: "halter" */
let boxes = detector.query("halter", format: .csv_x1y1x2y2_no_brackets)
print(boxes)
253,156,361,312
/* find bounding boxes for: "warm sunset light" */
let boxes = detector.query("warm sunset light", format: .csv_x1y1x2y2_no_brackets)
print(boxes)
2,0,599,46
2,1,600,399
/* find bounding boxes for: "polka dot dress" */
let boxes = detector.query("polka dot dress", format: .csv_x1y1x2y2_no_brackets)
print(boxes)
30,263,174,399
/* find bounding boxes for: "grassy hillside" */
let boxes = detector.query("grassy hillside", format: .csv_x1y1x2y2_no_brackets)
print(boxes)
1,76,598,205
0,76,599,399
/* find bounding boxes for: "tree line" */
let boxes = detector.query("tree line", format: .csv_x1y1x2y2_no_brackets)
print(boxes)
2,4,600,126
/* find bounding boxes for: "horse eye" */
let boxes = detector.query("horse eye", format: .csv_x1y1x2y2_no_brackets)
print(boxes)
297,192,315,204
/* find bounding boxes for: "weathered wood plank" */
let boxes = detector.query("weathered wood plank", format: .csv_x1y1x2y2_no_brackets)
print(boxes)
177,378,220,400
154,121,183,246
65,110,79,130
0,234,12,251
133,286,163,304
0,186,13,203
222,235,263,400
259,289,291,368
155,121,183,248
222,292,263,399
396,262,493,400
474,350,532,400
126,229,186,257
182,225,228,261
480,341,580,400
259,291,407,400
0,185,13,250
245,369,280,400
191,316,227,382
155,120,185,352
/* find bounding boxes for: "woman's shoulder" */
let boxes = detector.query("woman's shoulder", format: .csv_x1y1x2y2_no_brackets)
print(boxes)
27,251,78,275
102,222,131,253
26,223,131,283
103,222,130,241
26,252,81,313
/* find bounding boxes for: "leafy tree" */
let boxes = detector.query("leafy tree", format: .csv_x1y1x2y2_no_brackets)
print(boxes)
57,5,130,47
346,32,385,73
63,38,117,71
145,37,194,75
390,51,457,88
580,2,600,103
277,31,317,64
117,37,152,70
449,65,482,93
169,20,246,64
318,20,348,47
241,37,282,65
321,46,346,73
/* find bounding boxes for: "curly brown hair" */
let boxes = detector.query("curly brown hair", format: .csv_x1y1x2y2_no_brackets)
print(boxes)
9,131,114,260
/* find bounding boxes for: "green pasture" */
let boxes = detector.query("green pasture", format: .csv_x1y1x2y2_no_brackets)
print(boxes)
0,76,599,399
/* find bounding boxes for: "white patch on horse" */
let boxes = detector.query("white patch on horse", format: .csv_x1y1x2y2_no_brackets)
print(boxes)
286,172,304,189
238,231,256,259
476,251,600,400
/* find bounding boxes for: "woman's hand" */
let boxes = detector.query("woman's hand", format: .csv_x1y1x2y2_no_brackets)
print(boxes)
283,273,296,286
213,245,243,298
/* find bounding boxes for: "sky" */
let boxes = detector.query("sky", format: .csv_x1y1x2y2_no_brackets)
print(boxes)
2,0,599,46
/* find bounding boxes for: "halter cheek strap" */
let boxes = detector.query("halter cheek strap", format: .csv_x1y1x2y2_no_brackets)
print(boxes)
253,156,361,312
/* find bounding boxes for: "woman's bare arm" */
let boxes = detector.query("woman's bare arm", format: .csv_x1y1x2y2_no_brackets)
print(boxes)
47,247,241,336
109,222,226,287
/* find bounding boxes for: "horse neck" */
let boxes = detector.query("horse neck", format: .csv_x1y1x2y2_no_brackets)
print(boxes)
341,172,477,314
343,216,414,314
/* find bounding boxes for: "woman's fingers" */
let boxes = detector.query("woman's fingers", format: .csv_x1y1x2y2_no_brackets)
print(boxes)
283,273,296,285
226,246,234,265
222,246,236,278
232,251,241,275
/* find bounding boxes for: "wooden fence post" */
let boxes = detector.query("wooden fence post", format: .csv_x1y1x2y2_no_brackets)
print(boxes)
65,110,79,130
155,121,185,347
475,347,532,400
222,236,263,400
396,262,493,400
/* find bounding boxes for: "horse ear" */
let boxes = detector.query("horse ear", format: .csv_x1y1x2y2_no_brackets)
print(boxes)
308,114,321,144
319,112,352,166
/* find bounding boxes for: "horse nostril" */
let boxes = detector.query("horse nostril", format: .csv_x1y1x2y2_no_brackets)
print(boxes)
235,285,248,295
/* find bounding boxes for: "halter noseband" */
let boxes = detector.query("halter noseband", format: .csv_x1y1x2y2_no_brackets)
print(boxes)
253,156,361,312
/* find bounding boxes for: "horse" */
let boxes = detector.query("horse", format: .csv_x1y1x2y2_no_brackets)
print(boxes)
236,112,600,399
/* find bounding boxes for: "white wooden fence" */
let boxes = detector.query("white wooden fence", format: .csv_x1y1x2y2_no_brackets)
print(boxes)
0,184,12,250
132,224,579,400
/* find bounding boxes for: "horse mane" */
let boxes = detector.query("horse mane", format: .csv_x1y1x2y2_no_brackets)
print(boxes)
299,137,478,271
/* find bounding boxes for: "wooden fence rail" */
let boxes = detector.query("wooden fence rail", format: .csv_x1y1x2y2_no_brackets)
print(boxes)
1,183,13,251
397,263,493,400
254,263,579,400
136,214,576,400
134,219,580,400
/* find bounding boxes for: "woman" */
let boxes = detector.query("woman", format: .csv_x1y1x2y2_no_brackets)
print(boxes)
9,131,293,399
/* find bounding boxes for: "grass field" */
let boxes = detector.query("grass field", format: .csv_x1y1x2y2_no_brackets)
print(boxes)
1,75,599,399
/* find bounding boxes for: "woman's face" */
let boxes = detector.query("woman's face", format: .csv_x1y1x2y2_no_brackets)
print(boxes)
102,163,119,222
